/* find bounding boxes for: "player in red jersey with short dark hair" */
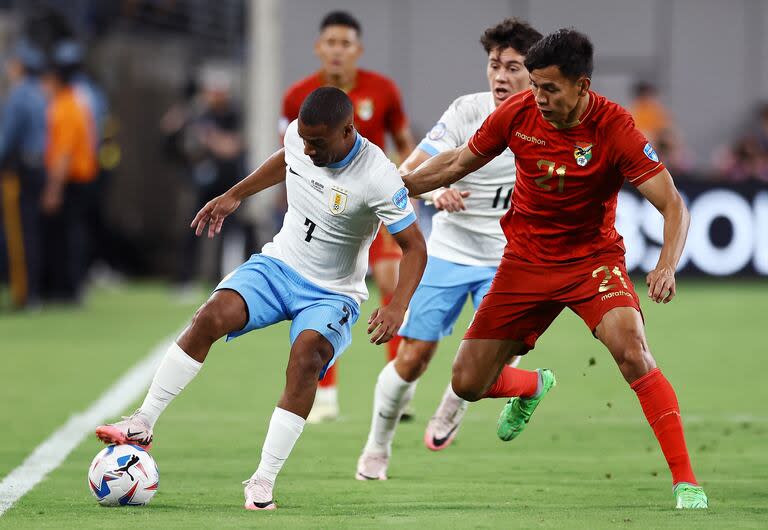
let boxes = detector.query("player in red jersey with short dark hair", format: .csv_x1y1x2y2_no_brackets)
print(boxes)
282,11,416,423
404,28,707,509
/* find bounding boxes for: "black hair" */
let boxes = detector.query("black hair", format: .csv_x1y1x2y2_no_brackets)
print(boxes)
480,17,542,56
320,11,361,36
524,28,593,79
299,87,354,129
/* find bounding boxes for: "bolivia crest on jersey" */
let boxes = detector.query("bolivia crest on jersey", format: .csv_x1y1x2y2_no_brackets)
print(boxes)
329,186,348,215
356,98,374,121
574,142,593,167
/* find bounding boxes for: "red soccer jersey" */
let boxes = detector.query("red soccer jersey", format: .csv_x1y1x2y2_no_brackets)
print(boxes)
468,90,664,263
281,69,408,150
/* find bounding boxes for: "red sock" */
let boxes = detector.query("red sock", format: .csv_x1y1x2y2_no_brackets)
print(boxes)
380,292,401,361
387,335,401,361
482,366,539,398
631,368,697,486
319,362,336,387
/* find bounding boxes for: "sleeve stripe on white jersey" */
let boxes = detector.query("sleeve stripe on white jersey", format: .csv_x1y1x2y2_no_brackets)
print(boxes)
386,211,416,234
417,140,440,156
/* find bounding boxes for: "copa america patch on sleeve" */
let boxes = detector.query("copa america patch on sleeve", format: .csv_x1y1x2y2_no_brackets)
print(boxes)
643,142,659,162
393,187,409,209
427,122,447,141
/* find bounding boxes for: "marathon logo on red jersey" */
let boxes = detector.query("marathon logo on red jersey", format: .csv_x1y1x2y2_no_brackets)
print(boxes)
515,131,546,145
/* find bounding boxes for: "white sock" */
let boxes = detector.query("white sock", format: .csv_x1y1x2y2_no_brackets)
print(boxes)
315,386,338,406
253,407,305,484
138,342,202,428
444,383,465,405
364,361,416,455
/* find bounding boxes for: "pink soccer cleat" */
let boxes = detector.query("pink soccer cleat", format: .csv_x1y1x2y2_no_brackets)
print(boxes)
95,410,153,449
424,384,469,451
243,477,276,511
355,451,389,481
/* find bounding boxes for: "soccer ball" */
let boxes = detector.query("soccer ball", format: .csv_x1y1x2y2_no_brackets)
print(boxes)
87,444,159,506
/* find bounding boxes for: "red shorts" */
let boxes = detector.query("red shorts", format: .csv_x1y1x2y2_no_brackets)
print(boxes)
465,251,641,349
369,227,402,265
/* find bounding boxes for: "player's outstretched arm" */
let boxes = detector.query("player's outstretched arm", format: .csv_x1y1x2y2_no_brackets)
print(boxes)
367,223,427,345
399,149,470,212
191,148,287,238
402,145,490,197
636,168,691,304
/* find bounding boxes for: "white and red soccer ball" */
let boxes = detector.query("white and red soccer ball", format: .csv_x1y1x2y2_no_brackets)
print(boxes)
88,444,159,506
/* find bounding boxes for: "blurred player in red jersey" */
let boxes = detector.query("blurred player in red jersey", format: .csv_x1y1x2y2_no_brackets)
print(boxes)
282,11,416,422
403,29,707,509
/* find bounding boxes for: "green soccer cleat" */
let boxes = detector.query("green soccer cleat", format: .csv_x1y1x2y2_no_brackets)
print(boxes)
496,369,556,441
674,483,708,509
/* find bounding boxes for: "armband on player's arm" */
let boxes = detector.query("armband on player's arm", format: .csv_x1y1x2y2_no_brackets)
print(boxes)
227,148,287,201
402,145,490,197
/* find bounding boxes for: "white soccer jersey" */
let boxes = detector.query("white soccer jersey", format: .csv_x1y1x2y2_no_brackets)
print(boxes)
417,92,516,267
261,120,416,304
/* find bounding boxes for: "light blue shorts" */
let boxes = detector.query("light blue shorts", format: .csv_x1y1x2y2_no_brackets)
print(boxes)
399,255,497,342
215,254,360,379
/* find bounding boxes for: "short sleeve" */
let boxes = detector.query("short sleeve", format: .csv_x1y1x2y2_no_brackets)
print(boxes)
417,97,466,156
366,163,416,234
610,114,665,186
467,99,513,158
383,80,408,135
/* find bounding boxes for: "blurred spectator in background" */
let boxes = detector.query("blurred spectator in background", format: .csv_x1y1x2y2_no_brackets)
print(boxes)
171,66,245,292
630,81,671,140
51,39,121,282
0,40,48,310
714,102,768,183
40,42,98,303
714,136,768,183
629,80,693,177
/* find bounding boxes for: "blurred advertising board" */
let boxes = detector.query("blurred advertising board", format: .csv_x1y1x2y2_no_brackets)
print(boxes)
618,181,768,276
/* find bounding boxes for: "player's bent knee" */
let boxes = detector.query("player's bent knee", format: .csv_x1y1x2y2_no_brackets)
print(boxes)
290,333,334,378
615,336,656,383
395,339,437,381
189,291,247,341
451,370,484,402
190,305,234,342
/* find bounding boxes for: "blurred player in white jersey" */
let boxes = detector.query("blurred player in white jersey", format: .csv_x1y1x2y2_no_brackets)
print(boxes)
96,88,426,509
356,18,542,481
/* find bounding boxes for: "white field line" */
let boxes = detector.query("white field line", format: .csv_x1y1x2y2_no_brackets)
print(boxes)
0,336,174,517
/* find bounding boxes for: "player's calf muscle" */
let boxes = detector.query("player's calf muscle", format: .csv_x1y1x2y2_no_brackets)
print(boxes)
281,335,333,416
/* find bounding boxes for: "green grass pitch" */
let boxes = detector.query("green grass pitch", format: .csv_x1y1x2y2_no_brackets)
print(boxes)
1,279,766,528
